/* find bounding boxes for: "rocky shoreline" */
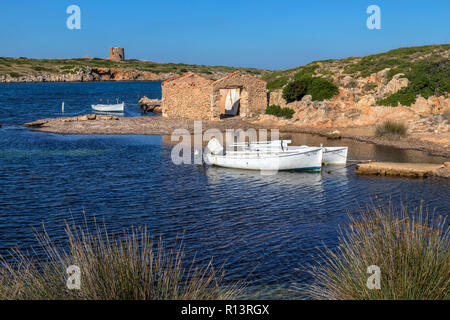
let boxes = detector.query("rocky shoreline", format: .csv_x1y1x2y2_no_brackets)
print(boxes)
0,66,247,84
0,67,175,83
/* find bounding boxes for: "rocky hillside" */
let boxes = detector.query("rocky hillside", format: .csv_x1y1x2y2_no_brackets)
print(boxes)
0,57,266,83
261,44,450,135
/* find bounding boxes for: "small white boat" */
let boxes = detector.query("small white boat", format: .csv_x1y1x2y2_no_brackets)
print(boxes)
91,102,124,112
243,140,348,165
322,147,348,165
205,139,323,171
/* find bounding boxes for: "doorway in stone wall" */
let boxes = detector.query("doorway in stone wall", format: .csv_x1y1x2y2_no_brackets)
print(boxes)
219,88,240,118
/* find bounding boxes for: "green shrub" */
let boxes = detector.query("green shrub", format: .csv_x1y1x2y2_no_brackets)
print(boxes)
282,79,308,103
265,105,295,119
282,75,339,103
266,77,288,92
0,221,242,300
306,203,450,300
308,77,339,101
377,88,417,107
375,120,407,137
377,59,449,107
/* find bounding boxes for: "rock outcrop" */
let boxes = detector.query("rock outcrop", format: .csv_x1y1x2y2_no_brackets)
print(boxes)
265,64,449,135
138,96,163,113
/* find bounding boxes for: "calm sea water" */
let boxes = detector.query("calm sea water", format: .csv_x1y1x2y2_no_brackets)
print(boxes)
0,82,449,299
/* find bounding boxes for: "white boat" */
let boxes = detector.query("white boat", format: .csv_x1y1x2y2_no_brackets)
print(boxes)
205,139,323,171
243,140,348,165
322,147,348,165
91,102,124,112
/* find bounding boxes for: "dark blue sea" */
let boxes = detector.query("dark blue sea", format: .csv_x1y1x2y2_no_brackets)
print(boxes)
0,81,448,298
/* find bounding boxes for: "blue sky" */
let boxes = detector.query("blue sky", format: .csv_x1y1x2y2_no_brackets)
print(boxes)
0,0,448,69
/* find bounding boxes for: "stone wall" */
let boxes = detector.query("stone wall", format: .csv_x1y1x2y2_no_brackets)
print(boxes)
161,73,213,120
161,71,267,120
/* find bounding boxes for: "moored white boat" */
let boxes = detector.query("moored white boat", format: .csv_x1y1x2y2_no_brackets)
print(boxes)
205,139,323,171
91,102,124,112
243,140,348,165
322,147,348,165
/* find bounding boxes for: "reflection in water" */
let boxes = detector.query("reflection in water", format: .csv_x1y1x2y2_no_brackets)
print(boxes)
206,166,326,190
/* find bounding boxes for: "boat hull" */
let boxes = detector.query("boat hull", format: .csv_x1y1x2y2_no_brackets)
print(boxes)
206,148,323,171
91,103,124,112
322,147,348,165
252,144,348,165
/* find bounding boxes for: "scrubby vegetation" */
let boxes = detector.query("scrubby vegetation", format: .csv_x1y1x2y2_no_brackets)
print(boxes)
307,203,450,300
0,221,241,300
292,64,319,81
266,76,289,92
344,44,450,78
282,80,308,103
308,77,339,101
375,120,408,138
265,105,295,119
378,59,450,106
282,76,339,103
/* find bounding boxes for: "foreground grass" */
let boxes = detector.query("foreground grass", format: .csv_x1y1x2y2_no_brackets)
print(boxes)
0,222,241,300
307,204,449,300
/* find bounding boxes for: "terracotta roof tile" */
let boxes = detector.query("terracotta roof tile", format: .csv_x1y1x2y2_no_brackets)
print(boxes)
161,73,191,85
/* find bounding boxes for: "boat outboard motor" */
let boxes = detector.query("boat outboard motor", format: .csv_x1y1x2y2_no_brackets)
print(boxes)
206,138,224,155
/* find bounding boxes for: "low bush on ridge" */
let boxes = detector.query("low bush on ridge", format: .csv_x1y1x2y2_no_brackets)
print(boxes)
375,120,407,138
0,221,241,300
306,203,450,300
282,77,339,103
282,80,308,103
308,77,340,101
265,104,295,119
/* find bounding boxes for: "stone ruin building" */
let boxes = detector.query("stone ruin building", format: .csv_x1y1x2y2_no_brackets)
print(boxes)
161,71,267,120
108,47,125,61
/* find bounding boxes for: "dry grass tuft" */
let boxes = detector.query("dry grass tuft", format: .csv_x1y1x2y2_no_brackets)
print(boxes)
306,203,449,300
375,120,408,138
0,221,242,300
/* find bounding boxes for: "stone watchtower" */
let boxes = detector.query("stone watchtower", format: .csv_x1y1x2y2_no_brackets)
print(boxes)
108,47,125,61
